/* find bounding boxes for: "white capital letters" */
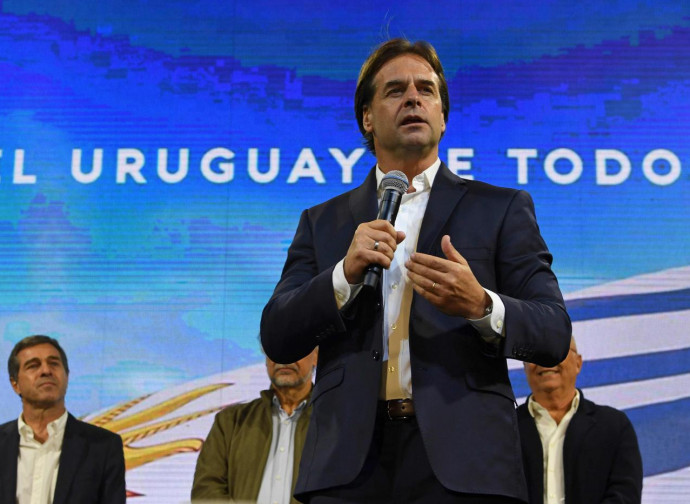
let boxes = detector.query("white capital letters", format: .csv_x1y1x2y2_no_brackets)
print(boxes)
248,148,280,184
201,148,234,183
157,148,189,184
643,149,681,186
116,148,146,184
544,148,582,185
596,149,631,185
71,149,103,184
13,149,36,184
447,148,475,180
507,149,538,184
329,148,365,184
287,148,325,184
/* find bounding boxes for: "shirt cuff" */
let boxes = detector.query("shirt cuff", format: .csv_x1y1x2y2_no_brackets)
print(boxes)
332,259,363,309
467,289,505,343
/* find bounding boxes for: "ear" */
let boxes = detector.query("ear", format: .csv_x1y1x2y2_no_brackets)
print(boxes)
10,377,20,396
362,105,373,133
440,117,446,134
574,353,583,374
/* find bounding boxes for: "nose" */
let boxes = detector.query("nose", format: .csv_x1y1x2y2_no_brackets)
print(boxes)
404,85,421,107
39,361,53,375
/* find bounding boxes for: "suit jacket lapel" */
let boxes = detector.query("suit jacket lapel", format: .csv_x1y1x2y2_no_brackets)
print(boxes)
0,422,19,504
52,414,87,504
563,393,596,500
417,163,467,255
348,167,378,226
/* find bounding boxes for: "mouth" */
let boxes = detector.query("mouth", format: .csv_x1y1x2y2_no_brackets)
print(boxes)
537,369,559,376
274,367,297,374
400,115,426,127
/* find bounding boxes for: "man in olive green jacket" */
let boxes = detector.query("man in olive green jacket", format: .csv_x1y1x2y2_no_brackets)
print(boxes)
191,349,317,503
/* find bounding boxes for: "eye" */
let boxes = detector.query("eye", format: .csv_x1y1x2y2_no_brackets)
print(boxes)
386,87,403,97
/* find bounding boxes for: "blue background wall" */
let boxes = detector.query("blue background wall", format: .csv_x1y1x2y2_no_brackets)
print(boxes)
1,1,688,501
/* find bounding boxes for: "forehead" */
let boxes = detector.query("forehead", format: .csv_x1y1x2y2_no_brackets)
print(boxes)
374,54,439,85
17,343,62,364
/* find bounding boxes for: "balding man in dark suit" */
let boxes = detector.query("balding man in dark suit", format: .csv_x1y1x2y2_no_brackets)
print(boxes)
517,337,642,504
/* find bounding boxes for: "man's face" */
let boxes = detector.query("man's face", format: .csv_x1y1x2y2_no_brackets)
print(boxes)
265,348,318,390
362,54,446,159
10,343,69,410
524,344,582,397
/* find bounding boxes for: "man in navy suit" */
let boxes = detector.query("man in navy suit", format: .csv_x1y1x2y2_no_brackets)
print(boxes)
261,38,571,503
517,337,643,503
0,335,126,504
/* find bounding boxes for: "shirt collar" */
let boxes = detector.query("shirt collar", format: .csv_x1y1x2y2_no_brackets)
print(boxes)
271,393,308,417
527,389,580,419
18,409,69,442
375,158,441,196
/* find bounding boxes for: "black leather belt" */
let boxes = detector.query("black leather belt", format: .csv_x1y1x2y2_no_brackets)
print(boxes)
380,399,415,420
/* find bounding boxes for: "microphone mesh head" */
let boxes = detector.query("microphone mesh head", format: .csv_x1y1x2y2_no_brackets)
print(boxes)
381,170,409,194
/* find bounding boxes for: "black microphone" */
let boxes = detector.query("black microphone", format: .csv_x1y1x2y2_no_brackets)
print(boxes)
362,170,409,290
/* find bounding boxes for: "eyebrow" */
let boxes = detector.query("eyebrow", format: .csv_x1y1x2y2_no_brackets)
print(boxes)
382,78,438,92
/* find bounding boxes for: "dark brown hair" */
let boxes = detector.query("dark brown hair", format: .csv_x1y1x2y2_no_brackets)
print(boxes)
8,335,69,381
355,38,450,154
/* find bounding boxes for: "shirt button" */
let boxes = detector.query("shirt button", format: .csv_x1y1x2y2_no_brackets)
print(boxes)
275,475,281,481
496,319,503,329
279,447,285,452
389,366,395,373
391,323,397,330
392,283,398,290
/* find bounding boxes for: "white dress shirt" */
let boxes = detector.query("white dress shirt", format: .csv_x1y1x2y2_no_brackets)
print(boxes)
256,396,308,504
333,160,506,396
16,410,68,504
528,391,581,504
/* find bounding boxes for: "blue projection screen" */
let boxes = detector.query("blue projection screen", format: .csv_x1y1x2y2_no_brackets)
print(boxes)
0,1,689,502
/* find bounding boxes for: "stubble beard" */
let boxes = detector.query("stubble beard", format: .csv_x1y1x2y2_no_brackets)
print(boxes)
270,373,307,390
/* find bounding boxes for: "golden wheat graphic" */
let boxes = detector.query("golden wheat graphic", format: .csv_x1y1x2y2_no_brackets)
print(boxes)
84,382,234,498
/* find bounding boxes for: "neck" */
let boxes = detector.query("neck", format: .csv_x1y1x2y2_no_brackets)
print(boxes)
532,389,576,425
22,403,66,443
273,383,311,416
376,148,438,181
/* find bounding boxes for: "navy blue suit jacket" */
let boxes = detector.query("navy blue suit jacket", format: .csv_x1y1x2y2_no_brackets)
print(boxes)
0,413,126,504
261,164,571,500
517,391,643,504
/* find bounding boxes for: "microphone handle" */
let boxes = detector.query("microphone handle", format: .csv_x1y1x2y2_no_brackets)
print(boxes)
362,189,403,289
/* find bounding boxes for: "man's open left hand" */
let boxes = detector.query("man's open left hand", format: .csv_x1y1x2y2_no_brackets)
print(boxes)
405,234,489,319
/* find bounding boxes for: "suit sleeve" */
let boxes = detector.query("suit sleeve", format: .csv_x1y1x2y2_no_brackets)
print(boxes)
261,209,348,364
600,415,643,504
496,190,571,366
100,433,127,504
